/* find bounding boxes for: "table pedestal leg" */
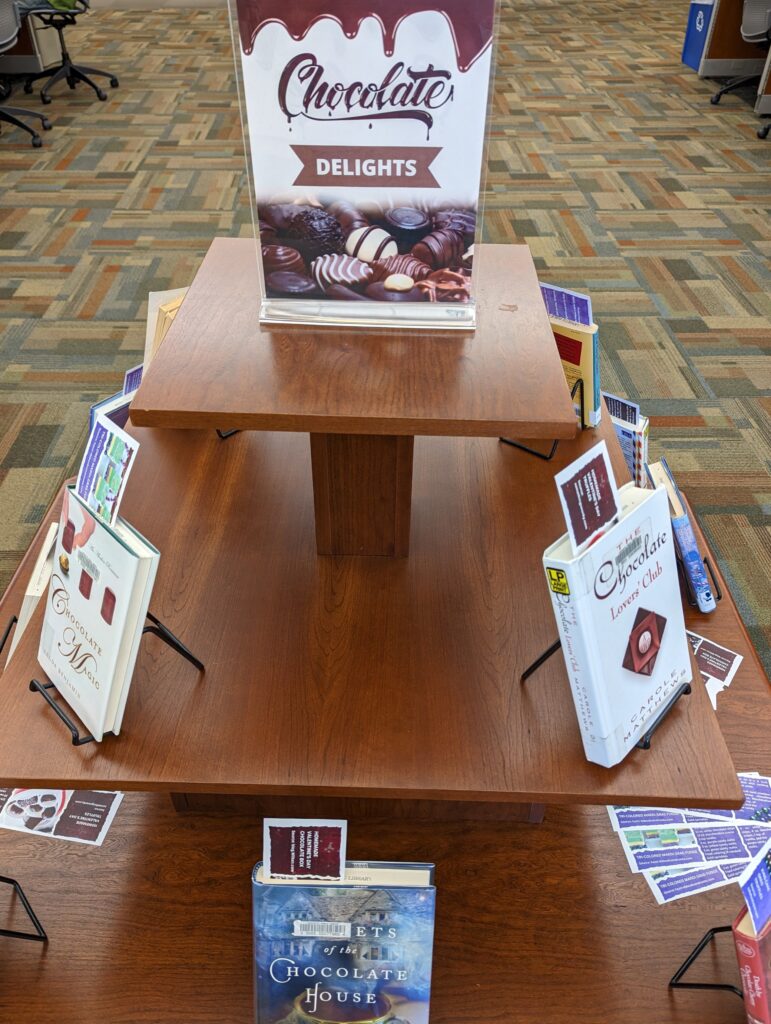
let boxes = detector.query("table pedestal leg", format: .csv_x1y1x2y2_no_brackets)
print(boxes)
310,433,414,557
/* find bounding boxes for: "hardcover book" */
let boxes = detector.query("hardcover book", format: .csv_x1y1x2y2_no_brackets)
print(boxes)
550,316,601,428
37,485,159,741
543,482,692,767
733,905,771,1024
252,861,435,1024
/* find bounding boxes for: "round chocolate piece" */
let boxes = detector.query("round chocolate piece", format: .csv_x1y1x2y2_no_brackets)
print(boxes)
284,207,345,261
265,271,319,297
262,244,305,275
258,218,277,241
638,630,653,655
328,200,369,237
310,253,373,291
434,208,476,246
365,281,426,303
385,207,431,250
411,228,465,270
346,225,398,263
324,283,369,302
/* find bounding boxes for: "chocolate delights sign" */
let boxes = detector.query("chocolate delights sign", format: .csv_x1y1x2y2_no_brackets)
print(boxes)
233,0,497,325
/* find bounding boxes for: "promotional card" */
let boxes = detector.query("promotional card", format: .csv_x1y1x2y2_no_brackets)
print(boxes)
263,818,347,880
555,440,620,555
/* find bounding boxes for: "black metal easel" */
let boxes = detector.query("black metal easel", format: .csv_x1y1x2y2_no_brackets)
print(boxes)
500,378,586,461
27,611,204,746
520,632,692,750
669,925,743,998
0,876,48,942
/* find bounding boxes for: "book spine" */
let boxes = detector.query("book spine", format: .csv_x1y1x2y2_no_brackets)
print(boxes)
671,512,716,613
590,327,601,426
543,559,615,766
733,911,771,1024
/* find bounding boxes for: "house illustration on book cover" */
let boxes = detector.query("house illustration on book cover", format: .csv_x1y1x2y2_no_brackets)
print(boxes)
253,875,435,1024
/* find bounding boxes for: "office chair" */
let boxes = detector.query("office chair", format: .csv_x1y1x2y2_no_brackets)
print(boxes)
0,0,51,146
710,0,771,105
22,0,118,104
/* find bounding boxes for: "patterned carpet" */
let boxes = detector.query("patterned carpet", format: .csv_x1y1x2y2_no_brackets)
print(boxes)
1,1,770,669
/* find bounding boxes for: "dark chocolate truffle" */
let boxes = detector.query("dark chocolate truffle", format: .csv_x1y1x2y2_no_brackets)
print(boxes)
433,208,476,246
284,207,345,261
365,281,426,303
265,271,319,297
328,200,369,237
411,228,465,270
324,283,369,301
262,244,305,275
385,207,431,250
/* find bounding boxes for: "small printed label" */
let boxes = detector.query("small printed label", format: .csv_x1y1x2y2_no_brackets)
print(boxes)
615,535,642,568
547,567,570,595
293,920,352,939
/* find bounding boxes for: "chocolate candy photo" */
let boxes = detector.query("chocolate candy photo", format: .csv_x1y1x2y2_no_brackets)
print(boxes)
257,197,477,303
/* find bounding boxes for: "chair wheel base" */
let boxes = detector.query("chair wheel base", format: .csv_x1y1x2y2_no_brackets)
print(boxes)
110,77,119,87
41,94,52,104
32,134,42,147
42,118,52,131
759,124,770,139
23,82,33,94
710,94,721,105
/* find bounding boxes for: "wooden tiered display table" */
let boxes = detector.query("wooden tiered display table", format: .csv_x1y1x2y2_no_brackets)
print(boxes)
0,421,744,809
2,239,769,1023
131,240,576,557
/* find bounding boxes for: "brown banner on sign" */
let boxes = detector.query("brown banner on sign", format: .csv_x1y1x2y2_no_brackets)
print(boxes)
291,146,441,188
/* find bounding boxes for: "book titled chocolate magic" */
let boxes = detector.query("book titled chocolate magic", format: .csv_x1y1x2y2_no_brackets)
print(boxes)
543,483,692,768
252,861,435,1024
231,0,496,323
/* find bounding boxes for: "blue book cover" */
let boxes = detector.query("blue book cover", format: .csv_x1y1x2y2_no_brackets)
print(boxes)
252,861,435,1024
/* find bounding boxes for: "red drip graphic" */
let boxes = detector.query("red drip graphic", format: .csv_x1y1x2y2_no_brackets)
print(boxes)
237,0,494,72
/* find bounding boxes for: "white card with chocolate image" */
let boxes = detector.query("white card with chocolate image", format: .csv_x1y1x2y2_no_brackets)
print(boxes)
232,1,496,322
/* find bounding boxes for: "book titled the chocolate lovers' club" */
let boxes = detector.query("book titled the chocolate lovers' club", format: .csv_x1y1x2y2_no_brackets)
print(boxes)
231,1,497,326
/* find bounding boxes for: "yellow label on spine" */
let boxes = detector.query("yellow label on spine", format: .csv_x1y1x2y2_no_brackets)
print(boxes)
547,567,570,595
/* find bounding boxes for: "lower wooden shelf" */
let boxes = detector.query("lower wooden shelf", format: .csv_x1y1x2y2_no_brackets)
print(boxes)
0,793,747,1024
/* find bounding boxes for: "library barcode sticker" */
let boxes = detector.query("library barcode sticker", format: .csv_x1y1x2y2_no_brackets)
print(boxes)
293,920,352,938
615,535,642,567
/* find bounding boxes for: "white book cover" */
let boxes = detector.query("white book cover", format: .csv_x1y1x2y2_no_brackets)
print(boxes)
37,486,158,742
543,483,692,768
5,522,58,668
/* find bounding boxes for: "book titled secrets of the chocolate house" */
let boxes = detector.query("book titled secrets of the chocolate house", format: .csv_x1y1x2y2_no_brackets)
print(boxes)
252,861,435,1024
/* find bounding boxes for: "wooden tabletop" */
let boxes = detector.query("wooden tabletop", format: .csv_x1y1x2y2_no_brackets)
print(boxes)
130,239,577,440
0,414,748,808
0,793,752,1024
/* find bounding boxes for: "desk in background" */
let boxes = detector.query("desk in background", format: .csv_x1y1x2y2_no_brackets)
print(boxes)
0,15,61,76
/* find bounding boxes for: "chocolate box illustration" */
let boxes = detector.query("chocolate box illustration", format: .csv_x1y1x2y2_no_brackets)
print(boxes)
231,0,498,326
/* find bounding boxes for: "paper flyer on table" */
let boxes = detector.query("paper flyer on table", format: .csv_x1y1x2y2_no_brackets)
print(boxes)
739,837,771,933
687,630,743,710
607,806,718,832
0,788,122,846
690,773,771,824
619,822,771,874
643,860,748,905
76,415,139,527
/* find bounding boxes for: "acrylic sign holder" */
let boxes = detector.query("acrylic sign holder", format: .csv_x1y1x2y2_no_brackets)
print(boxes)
227,0,501,329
